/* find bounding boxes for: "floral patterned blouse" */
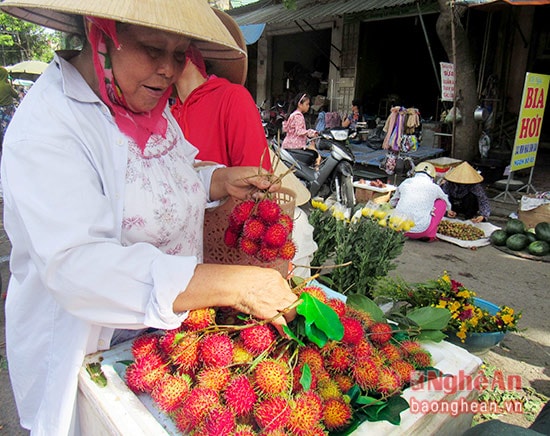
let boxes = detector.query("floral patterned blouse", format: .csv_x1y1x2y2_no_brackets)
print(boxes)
282,110,318,149
122,119,207,260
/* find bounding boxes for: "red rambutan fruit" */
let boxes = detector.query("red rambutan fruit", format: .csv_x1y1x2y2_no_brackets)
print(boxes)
254,396,291,432
322,398,352,431
345,306,375,328
125,353,168,393
409,349,432,368
390,359,416,384
203,406,236,436
257,245,279,262
257,199,282,224
263,223,290,248
233,424,258,436
352,358,380,392
301,285,328,304
196,366,231,391
327,298,347,318
179,387,220,427
253,359,290,396
163,331,199,371
333,373,354,394
224,227,240,248
229,200,256,229
150,373,192,413
325,344,353,373
182,307,216,331
130,333,161,361
278,213,294,232
316,377,342,401
398,340,424,357
368,322,393,345
240,323,276,356
353,338,375,360
199,333,233,368
243,218,266,240
224,374,258,417
377,367,402,395
239,237,260,256
378,343,402,363
297,346,325,373
341,317,365,346
288,391,324,435
232,339,255,364
278,240,296,260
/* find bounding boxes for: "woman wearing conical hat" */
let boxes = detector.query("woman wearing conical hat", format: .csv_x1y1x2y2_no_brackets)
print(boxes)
0,1,298,433
442,161,491,223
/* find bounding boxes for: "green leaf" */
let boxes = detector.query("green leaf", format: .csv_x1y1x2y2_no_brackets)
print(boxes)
116,360,134,367
85,362,107,388
299,364,312,391
296,293,344,343
282,325,305,346
355,395,385,406
304,321,329,348
416,329,448,342
347,293,385,322
406,307,451,331
376,396,410,425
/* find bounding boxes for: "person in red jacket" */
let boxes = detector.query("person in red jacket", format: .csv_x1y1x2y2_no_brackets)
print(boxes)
171,43,270,171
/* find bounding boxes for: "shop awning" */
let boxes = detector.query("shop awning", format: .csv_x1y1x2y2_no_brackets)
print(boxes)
229,0,438,26
461,0,550,8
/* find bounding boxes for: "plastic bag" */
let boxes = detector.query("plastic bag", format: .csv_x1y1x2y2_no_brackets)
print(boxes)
444,107,462,124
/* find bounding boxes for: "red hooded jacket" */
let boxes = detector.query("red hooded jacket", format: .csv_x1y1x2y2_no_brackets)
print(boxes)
171,76,271,170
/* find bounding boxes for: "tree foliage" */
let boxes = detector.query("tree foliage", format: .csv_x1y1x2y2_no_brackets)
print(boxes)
0,12,60,66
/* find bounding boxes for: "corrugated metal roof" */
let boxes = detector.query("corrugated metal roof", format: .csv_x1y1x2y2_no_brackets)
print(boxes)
228,0,436,25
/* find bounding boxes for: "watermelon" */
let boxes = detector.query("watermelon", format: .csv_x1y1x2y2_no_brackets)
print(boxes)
505,219,526,235
505,233,529,251
524,232,537,244
534,222,550,242
490,229,508,246
527,240,550,256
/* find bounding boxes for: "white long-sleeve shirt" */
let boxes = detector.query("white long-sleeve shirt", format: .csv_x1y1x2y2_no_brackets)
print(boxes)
390,173,452,232
1,53,218,435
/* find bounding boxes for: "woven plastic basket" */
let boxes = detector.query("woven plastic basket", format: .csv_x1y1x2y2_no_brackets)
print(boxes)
203,188,296,277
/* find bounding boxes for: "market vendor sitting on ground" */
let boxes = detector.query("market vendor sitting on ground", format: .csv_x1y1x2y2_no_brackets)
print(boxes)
341,98,364,131
0,1,298,434
390,161,452,242
441,161,491,223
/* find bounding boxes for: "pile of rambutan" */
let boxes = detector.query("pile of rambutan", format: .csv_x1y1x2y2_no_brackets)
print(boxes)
125,286,433,435
223,197,296,263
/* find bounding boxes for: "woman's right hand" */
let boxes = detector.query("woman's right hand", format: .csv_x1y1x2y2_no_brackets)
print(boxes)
447,210,457,218
175,264,298,335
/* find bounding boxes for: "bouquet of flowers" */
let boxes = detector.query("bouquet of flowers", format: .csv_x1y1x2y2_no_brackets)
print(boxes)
372,272,521,342
308,199,411,296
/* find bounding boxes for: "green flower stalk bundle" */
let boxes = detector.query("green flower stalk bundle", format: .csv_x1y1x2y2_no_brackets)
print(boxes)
308,199,407,296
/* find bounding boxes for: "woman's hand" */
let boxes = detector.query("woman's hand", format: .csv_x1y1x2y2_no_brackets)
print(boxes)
175,264,298,336
447,210,457,218
210,166,281,201
471,215,485,223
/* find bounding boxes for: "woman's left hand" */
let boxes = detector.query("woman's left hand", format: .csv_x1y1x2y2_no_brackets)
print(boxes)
471,215,485,223
210,166,281,201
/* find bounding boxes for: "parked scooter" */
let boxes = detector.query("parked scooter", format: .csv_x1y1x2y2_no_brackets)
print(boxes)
270,127,356,207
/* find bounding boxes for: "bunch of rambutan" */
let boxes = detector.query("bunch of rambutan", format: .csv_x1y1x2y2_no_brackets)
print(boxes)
223,197,296,262
124,287,432,435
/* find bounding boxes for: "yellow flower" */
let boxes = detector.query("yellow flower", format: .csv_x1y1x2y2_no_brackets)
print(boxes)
378,218,387,227
332,210,346,221
449,301,461,313
502,314,514,325
372,209,386,220
457,290,471,299
441,272,451,283
456,330,467,340
436,300,448,309
362,207,373,217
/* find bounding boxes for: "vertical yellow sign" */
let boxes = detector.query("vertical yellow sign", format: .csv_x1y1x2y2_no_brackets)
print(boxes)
510,72,549,171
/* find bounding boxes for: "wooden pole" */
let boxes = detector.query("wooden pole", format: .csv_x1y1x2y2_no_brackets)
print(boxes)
450,0,457,158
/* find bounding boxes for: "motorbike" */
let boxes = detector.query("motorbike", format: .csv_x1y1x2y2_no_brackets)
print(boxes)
270,127,356,207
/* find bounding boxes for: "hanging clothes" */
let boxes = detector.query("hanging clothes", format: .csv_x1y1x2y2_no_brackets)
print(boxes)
382,106,406,152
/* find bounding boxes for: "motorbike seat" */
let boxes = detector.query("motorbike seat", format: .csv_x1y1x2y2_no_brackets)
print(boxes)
285,148,319,167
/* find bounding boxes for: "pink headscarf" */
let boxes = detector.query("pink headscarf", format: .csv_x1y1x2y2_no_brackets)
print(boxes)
185,44,207,79
85,17,171,152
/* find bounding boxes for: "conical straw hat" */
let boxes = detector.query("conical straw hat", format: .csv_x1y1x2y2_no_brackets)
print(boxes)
269,149,311,206
0,0,246,64
208,8,248,86
444,161,484,184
